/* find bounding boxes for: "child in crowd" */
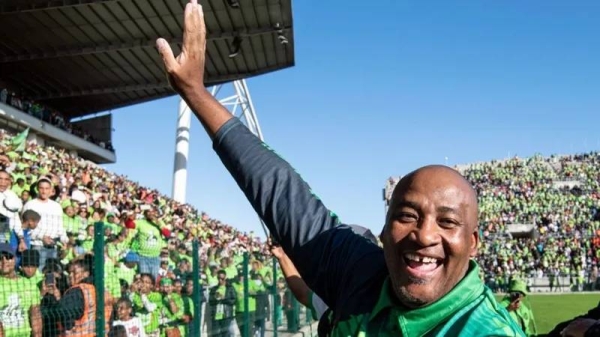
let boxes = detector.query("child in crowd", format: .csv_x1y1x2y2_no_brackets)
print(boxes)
131,273,162,337
159,277,185,337
10,209,40,267
113,297,147,337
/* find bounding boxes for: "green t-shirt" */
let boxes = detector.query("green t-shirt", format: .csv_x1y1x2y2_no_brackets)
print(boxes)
132,220,166,257
132,292,163,334
162,293,184,322
104,263,122,299
0,276,41,337
115,264,137,286
233,281,259,313
63,215,82,235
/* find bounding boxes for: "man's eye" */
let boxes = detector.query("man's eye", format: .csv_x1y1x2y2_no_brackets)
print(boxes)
398,213,417,221
439,219,459,228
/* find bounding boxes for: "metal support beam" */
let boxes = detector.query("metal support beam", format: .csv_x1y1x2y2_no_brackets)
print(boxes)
0,26,291,63
171,79,269,237
0,0,117,15
215,80,264,140
172,98,192,203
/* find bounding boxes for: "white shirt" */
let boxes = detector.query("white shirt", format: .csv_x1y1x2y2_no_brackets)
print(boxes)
22,198,67,246
113,317,147,337
0,189,22,236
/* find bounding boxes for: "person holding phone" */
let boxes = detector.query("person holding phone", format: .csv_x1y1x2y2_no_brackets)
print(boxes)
499,279,537,336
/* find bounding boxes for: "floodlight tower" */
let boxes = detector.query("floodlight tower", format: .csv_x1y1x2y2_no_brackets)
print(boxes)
171,79,263,202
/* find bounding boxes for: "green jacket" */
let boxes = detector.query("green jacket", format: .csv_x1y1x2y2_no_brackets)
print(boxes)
499,297,536,336
330,261,524,336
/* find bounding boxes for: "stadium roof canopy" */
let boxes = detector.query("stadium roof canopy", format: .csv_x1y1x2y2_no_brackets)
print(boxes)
0,0,294,118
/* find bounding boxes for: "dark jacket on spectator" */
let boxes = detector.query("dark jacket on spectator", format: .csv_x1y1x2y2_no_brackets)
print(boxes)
208,283,236,320
41,276,95,332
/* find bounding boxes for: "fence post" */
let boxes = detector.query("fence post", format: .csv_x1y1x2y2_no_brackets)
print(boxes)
93,221,105,337
192,239,202,336
292,297,299,332
272,257,278,337
243,252,250,337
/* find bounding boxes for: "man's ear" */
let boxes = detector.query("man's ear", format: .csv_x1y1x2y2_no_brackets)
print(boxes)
469,230,479,258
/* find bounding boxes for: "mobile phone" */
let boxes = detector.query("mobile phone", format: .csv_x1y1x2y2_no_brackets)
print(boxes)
509,292,521,302
45,273,55,286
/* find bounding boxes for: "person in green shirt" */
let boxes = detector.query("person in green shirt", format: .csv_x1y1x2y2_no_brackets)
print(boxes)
208,270,236,337
19,249,43,287
131,209,168,279
132,273,163,337
159,277,185,337
499,279,537,336
116,252,140,288
0,243,42,337
233,271,258,337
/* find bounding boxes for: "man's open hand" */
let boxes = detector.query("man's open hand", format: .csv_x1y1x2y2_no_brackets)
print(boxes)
157,0,206,95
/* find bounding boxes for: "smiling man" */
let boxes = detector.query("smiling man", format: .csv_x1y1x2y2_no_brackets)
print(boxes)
383,166,479,309
155,1,524,335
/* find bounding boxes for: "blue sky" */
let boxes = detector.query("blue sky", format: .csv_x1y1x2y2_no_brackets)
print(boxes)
104,1,600,238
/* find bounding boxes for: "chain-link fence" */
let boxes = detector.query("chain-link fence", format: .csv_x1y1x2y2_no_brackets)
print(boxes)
198,251,315,337
0,214,316,337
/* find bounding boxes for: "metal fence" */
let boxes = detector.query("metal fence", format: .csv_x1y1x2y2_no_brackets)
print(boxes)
485,273,599,294
1,219,315,337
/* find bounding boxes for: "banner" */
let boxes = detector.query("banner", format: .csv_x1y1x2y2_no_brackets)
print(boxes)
11,127,29,152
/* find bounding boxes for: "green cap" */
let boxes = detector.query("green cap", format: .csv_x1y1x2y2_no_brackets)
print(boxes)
509,279,527,296
160,278,173,286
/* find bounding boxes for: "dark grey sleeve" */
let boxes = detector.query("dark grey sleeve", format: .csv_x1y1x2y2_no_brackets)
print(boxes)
212,118,384,309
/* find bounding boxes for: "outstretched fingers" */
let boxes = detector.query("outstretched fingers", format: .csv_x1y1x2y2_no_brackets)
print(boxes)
182,1,205,58
156,38,177,73
156,0,206,92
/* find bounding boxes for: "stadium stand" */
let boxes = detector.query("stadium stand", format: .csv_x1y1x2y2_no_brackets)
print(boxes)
384,153,600,294
0,88,114,151
0,129,312,336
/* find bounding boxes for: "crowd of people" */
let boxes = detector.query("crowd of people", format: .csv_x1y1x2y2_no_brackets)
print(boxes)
386,152,600,292
1,116,599,336
0,128,306,337
0,88,114,152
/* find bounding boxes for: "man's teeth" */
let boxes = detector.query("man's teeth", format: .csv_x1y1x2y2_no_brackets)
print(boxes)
405,253,439,264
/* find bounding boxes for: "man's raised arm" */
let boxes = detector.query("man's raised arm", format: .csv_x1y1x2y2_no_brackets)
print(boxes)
154,1,383,308
155,0,337,255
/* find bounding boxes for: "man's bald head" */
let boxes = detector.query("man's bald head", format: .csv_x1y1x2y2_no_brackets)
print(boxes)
382,164,480,308
387,165,478,229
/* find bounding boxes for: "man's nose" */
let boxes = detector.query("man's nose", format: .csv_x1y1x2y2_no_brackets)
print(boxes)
409,216,441,247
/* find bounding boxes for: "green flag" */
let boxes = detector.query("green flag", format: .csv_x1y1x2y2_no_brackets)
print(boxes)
11,127,29,152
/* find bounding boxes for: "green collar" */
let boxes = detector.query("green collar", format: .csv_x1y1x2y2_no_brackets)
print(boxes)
369,260,484,336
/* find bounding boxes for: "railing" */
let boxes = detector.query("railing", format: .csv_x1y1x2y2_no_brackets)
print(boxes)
485,274,599,293
1,218,315,336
